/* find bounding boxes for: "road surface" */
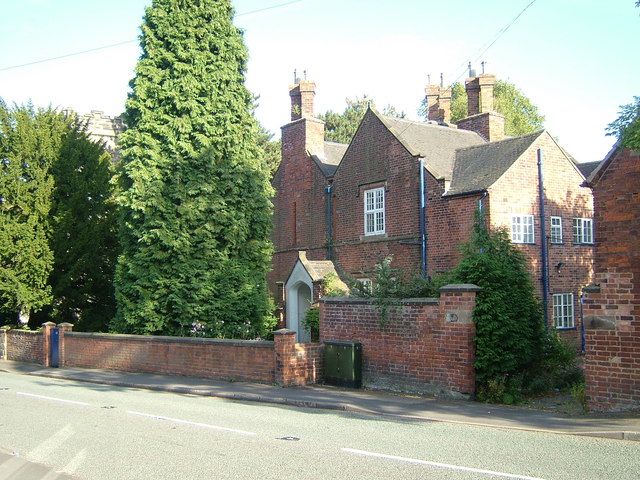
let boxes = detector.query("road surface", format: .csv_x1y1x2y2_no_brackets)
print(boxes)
0,371,638,479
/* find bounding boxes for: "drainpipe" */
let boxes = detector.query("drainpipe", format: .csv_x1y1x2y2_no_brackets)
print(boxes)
580,291,586,353
478,191,488,221
537,148,550,330
325,183,333,260
419,158,427,278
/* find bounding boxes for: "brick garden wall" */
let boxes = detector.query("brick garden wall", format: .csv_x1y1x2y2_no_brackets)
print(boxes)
319,286,478,397
583,147,640,412
274,330,324,386
62,333,276,383
0,325,322,387
3,329,44,365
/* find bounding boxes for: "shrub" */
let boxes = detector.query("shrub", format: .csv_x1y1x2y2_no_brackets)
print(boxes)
303,304,320,342
450,211,545,400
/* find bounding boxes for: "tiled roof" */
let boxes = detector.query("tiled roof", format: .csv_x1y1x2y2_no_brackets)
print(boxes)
445,130,544,196
296,251,348,290
310,141,348,177
373,111,486,180
587,141,621,185
575,161,601,178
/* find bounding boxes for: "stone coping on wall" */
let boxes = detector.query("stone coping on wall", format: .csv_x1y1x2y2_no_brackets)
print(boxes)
3,328,43,334
66,332,274,348
320,296,439,305
439,284,481,293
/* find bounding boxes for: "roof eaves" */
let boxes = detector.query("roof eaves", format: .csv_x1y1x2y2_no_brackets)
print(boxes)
539,130,587,179
587,141,621,186
442,187,487,198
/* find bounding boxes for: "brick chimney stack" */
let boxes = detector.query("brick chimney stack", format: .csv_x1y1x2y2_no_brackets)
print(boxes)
465,74,496,116
289,80,316,121
424,77,452,124
458,71,504,142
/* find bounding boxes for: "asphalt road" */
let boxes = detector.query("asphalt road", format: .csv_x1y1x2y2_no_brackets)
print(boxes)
0,371,638,480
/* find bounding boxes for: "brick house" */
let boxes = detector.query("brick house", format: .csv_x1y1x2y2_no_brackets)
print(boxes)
270,74,594,343
583,144,640,411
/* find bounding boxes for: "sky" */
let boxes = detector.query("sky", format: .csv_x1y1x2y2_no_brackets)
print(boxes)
1,0,638,163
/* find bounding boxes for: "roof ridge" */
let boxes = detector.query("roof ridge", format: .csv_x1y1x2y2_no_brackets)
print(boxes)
377,112,482,136
454,129,545,153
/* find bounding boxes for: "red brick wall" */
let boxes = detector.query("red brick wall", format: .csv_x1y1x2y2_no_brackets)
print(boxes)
583,147,640,412
5,330,44,365
62,333,276,383
331,110,422,279
430,188,483,274
489,132,593,340
457,112,505,142
274,329,323,386
319,287,477,396
269,117,329,296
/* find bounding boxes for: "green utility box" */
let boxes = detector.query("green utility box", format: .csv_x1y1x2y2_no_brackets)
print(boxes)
324,340,362,388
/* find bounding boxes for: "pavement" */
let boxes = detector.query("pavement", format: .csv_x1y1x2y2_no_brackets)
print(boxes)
2,360,639,443
0,448,76,479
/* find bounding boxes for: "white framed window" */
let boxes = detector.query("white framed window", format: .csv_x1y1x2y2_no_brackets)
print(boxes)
550,216,563,244
364,187,385,235
511,215,534,244
553,293,575,329
573,218,593,244
357,278,372,294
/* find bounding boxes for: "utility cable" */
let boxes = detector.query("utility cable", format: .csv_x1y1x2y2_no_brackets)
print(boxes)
448,0,538,85
0,0,306,72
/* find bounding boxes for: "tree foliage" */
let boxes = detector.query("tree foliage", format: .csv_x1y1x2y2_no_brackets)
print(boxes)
419,80,544,137
45,122,119,331
256,125,281,178
450,212,545,401
319,96,405,144
606,96,640,149
113,0,275,338
0,103,66,323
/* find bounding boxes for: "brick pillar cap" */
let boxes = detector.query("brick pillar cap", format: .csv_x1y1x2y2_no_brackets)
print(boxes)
439,284,481,293
58,322,74,327
42,322,56,327
0,325,11,331
273,328,296,336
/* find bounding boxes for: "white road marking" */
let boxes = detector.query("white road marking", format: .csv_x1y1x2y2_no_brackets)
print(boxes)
126,411,257,436
342,448,546,480
28,425,74,464
58,448,87,476
16,392,90,407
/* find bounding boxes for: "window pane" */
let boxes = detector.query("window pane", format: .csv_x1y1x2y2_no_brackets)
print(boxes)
512,216,520,242
366,213,374,233
573,218,581,243
366,191,374,211
584,219,593,243
376,189,384,209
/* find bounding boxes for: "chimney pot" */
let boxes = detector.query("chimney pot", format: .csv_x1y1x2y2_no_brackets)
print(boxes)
289,80,316,121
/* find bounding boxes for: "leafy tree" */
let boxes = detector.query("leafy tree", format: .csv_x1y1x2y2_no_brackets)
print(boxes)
257,125,281,178
45,122,118,331
319,96,405,144
606,96,640,149
113,0,275,338
450,212,545,401
419,80,545,137
0,103,66,324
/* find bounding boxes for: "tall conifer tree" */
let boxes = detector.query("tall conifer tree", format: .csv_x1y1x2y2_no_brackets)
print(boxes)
0,103,65,324
45,122,118,331
113,0,274,337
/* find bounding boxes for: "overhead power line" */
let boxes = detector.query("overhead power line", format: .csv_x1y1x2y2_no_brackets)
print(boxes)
0,0,305,73
448,0,538,84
